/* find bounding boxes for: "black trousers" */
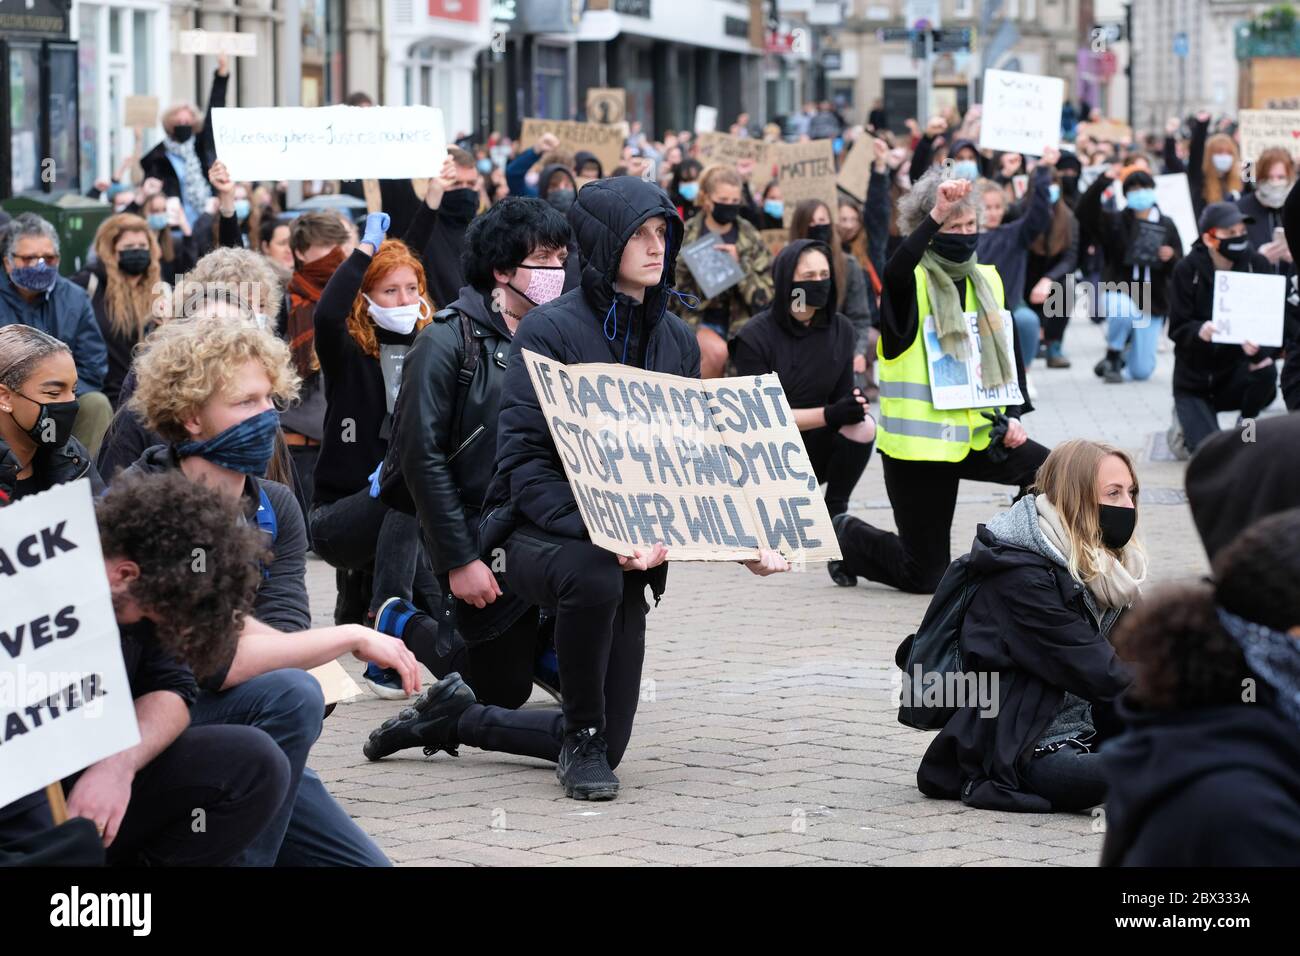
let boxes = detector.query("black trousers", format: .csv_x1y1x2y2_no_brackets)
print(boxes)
454,529,649,771
803,426,874,518
0,725,289,866
403,602,540,710
836,439,1050,594
1174,363,1279,454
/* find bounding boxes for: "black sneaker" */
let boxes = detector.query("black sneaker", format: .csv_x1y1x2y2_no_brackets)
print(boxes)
362,673,476,762
556,727,620,800
827,559,858,587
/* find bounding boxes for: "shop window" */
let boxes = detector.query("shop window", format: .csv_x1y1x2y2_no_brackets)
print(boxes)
535,43,568,119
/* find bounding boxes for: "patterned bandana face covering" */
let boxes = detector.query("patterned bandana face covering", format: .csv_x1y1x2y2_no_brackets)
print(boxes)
175,407,280,475
1217,606,1300,728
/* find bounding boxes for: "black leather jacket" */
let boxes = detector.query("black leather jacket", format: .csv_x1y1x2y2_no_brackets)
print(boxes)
396,285,512,575
0,434,103,505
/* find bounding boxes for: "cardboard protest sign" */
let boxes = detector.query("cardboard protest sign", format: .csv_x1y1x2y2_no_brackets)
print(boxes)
308,661,362,706
178,29,258,57
695,132,773,195
1211,272,1286,347
0,480,140,809
212,105,446,181
836,135,876,204
586,88,626,125
1239,109,1300,163
920,311,1025,410
772,140,838,227
695,105,718,134
1076,119,1132,144
124,95,158,129
1154,173,1198,256
520,118,627,180
760,228,789,257
680,231,745,299
978,69,1064,157
521,350,842,563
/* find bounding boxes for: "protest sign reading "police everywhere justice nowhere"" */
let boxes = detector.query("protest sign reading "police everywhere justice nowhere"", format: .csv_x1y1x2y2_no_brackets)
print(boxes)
0,480,139,809
521,351,842,563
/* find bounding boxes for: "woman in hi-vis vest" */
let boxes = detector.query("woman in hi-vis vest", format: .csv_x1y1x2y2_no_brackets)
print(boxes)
832,168,1051,594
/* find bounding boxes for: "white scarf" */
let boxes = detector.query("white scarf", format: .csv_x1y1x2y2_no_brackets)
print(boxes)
1035,497,1147,609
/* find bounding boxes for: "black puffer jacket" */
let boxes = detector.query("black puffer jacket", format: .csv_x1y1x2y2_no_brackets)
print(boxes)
917,506,1131,812
397,285,512,575
481,177,700,593
1101,696,1300,866
0,435,102,505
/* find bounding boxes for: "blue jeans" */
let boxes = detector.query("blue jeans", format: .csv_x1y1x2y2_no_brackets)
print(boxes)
191,668,389,866
1102,290,1162,382
1012,304,1040,367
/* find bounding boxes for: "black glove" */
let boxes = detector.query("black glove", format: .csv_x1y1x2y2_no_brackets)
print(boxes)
981,411,1011,464
0,445,20,506
823,389,867,429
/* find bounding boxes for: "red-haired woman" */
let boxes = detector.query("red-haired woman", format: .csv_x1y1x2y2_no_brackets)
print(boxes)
310,208,440,697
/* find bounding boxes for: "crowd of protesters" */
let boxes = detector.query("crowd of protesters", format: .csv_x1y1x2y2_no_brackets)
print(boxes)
1,78,1298,868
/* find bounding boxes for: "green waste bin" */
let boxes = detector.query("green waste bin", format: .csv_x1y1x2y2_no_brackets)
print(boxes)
1,193,112,277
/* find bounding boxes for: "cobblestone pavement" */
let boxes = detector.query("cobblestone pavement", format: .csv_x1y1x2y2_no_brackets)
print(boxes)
308,319,1282,866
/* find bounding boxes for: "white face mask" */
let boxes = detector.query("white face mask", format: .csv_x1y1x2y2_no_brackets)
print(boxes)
363,293,429,335
1212,153,1234,174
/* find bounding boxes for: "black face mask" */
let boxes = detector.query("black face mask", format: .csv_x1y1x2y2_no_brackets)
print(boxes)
1218,235,1252,264
171,124,193,144
14,394,80,450
1098,504,1137,550
710,202,741,226
792,278,832,311
807,223,833,244
546,189,575,214
931,231,978,262
117,248,152,275
1060,175,1080,198
440,188,479,222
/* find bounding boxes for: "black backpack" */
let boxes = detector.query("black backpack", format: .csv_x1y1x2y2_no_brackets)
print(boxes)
894,551,982,730
378,308,480,515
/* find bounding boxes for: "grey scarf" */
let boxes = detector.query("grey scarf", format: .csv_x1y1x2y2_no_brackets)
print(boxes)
1218,607,1300,730
918,249,1015,389
166,134,211,218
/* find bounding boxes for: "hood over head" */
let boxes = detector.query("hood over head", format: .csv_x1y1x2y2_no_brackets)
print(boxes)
573,151,604,179
768,238,839,337
538,164,579,201
565,176,687,361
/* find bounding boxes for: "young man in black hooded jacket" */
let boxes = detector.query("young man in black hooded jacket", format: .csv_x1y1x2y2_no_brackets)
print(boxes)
360,176,787,800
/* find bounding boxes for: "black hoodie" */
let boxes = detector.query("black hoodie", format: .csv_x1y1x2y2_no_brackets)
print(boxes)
1100,698,1300,865
730,239,855,410
481,177,699,590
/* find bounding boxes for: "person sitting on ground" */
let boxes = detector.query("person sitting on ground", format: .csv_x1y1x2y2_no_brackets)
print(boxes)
918,439,1145,812
672,164,774,378
730,238,875,586
0,215,112,458
122,315,418,865
1102,508,1300,865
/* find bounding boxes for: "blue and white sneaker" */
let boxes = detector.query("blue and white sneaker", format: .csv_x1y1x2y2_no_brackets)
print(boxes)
375,596,419,641
362,662,407,701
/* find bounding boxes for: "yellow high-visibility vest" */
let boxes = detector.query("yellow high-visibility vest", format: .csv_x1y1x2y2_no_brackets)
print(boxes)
876,263,1007,462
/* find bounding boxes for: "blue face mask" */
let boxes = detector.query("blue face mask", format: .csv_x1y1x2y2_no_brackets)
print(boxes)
8,261,59,292
476,158,493,174
1125,188,1156,211
953,160,980,181
678,181,699,202
147,213,169,231
234,199,251,221
1049,184,1061,205
175,407,279,475
763,199,784,220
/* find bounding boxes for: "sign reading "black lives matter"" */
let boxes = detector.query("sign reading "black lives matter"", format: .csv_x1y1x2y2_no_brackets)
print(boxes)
521,351,842,563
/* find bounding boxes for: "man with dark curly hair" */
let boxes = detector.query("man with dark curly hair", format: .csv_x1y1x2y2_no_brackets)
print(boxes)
0,472,291,865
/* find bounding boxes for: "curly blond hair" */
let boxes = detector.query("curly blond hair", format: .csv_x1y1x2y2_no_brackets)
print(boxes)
179,247,284,328
129,317,301,442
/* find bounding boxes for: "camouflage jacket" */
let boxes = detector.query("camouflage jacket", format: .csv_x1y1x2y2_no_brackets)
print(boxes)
672,211,774,338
